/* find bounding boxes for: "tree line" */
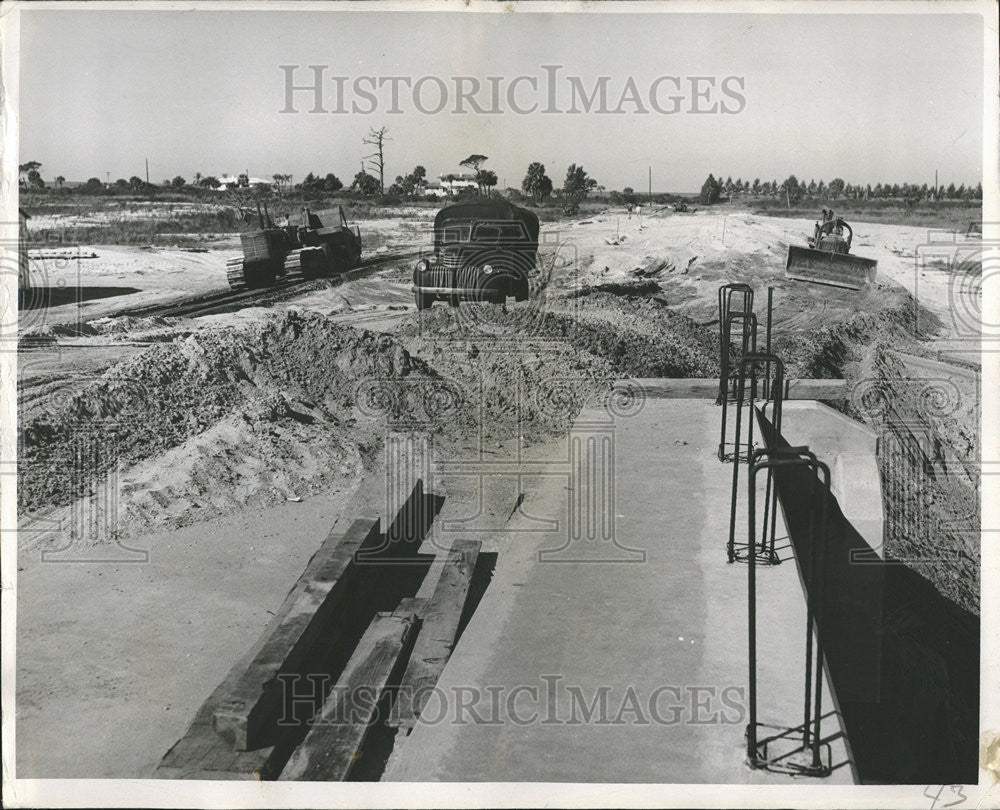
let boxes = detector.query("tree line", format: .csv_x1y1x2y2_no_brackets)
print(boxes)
698,173,983,205
21,124,605,206
18,155,600,212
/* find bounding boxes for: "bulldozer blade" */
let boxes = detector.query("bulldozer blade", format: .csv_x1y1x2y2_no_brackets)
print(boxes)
785,245,877,290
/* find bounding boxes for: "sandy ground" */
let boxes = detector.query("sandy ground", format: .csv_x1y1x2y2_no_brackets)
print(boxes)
14,206,982,778
15,489,357,778
20,243,235,326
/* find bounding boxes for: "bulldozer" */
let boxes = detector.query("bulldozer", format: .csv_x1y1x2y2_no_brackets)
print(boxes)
226,203,362,291
785,211,877,290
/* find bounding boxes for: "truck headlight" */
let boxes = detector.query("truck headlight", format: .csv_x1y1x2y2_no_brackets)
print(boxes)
483,264,494,274
416,259,429,272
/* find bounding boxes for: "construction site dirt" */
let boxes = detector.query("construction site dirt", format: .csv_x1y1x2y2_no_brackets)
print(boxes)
16,204,982,783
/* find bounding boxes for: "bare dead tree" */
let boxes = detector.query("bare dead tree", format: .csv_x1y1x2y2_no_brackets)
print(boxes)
363,126,390,195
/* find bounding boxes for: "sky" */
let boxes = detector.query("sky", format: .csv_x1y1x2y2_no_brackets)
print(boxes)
18,7,986,192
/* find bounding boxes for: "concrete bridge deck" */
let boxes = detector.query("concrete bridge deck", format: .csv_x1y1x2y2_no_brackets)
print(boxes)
385,398,858,783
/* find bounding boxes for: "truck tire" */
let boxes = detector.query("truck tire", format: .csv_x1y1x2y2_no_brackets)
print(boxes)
415,291,433,310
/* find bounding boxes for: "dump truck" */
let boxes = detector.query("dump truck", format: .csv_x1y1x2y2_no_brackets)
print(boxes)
226,203,362,291
785,211,877,290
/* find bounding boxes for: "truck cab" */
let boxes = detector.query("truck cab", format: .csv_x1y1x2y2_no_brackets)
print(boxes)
412,199,539,310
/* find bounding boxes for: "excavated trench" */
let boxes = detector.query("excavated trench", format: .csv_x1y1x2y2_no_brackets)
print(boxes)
767,300,979,783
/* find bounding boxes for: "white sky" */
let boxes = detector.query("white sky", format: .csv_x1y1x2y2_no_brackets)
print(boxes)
18,7,985,191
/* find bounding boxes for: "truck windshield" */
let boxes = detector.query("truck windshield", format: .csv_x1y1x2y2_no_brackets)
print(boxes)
437,224,472,243
472,222,528,242
437,220,530,244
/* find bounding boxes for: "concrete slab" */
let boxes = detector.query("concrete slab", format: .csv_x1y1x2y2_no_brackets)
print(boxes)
384,399,855,783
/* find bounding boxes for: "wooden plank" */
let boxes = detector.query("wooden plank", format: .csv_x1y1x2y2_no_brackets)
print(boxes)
388,540,481,730
156,516,381,776
622,378,849,400
627,378,719,399
782,378,849,400
393,597,428,619
278,612,416,781
212,517,383,750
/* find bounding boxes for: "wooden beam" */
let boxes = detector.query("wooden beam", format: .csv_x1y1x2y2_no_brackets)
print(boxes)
620,378,849,400
211,517,383,750
156,517,383,777
278,612,417,781
388,540,481,730
783,378,849,400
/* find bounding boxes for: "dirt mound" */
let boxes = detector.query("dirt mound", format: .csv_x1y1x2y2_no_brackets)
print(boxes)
399,297,717,379
87,315,184,342
568,279,663,298
19,311,433,528
771,295,942,378
20,316,185,344
19,309,611,540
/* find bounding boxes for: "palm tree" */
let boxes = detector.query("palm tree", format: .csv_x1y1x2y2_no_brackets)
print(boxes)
19,161,41,184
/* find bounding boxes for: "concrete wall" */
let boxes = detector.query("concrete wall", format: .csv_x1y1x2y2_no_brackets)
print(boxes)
778,401,884,558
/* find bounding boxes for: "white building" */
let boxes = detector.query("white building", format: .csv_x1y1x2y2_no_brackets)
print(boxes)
421,182,450,199
216,174,272,191
434,173,479,196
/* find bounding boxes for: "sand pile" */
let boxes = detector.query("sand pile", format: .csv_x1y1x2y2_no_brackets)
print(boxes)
398,296,717,379
18,311,433,531
19,308,613,539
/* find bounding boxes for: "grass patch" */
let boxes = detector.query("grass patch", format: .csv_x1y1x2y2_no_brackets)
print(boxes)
749,198,980,230
28,209,243,246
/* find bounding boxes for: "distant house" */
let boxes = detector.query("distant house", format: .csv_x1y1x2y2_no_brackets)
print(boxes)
216,174,272,191
437,173,479,196
421,182,450,199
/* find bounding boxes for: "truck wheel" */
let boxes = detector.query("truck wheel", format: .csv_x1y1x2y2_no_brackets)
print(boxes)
415,291,433,310
514,282,529,302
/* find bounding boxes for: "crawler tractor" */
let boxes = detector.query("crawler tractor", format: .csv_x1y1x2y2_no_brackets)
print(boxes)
785,211,877,290
226,203,363,291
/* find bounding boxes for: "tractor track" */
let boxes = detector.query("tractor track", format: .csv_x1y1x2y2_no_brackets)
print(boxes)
117,248,423,320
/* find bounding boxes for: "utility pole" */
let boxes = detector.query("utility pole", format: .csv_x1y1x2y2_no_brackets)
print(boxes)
934,169,939,197
105,172,110,185
648,166,652,200
145,158,149,185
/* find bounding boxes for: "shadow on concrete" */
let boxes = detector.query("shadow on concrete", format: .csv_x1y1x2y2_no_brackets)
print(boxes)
455,552,499,645
20,286,141,310
357,479,446,564
757,409,979,784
